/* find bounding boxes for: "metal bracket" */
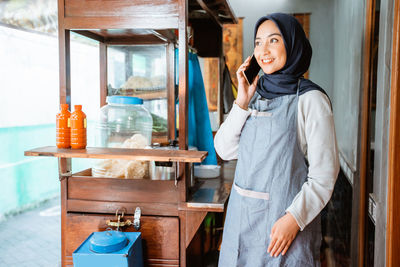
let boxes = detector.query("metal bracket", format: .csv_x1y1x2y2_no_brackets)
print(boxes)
174,161,187,187
105,207,141,231
133,207,141,230
106,208,131,231
106,218,132,229
58,158,71,181
368,193,377,225
175,162,179,187
59,171,72,181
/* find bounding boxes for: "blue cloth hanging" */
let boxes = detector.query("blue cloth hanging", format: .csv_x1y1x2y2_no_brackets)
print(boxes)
175,50,217,165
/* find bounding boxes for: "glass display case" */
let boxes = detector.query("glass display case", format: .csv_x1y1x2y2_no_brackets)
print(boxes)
107,45,169,140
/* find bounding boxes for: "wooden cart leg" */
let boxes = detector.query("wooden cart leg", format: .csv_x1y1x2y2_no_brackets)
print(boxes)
179,211,187,267
59,158,71,267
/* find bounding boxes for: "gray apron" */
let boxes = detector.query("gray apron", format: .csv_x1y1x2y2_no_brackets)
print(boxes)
218,91,321,267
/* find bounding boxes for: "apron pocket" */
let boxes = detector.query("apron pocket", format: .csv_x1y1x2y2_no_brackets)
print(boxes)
242,204,269,247
242,196,268,212
234,183,270,203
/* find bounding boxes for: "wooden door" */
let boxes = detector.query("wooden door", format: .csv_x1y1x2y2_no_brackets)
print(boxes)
223,18,243,88
386,0,400,265
359,0,380,265
293,13,310,79
358,0,400,266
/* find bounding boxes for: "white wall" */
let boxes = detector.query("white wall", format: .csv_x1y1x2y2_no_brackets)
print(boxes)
228,0,334,96
0,26,59,127
331,0,365,174
0,26,100,128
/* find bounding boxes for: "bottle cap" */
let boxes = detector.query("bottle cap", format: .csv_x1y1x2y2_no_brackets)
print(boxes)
60,104,69,110
74,105,82,110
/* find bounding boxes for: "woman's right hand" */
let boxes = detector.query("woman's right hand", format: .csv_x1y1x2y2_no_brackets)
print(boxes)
236,56,259,110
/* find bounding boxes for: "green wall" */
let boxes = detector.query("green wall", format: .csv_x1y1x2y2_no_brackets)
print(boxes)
0,125,59,218
0,123,95,219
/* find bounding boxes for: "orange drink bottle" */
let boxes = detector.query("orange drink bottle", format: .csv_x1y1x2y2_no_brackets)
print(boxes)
70,105,87,149
56,104,71,149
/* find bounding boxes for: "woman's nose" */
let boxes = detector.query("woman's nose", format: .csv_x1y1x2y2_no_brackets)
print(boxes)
261,44,270,55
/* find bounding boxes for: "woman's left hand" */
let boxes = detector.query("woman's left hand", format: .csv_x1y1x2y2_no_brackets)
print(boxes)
267,212,300,257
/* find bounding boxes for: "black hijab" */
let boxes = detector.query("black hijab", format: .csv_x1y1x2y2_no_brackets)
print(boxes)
254,13,328,99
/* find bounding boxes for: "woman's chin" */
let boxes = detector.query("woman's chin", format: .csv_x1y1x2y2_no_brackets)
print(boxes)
262,69,274,75
262,68,281,75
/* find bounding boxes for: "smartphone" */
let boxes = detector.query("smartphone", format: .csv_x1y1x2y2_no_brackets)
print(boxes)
244,55,261,85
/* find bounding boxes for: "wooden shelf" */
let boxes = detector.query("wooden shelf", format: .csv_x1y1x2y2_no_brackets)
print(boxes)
73,29,177,45
124,90,167,100
179,161,235,212
25,146,207,163
62,0,236,33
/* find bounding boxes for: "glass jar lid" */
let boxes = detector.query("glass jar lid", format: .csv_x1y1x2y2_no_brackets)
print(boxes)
106,96,143,105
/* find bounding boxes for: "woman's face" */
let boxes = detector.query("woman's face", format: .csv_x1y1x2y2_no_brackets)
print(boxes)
254,20,287,74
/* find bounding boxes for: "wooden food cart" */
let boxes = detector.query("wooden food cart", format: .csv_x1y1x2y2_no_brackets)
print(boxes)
25,0,237,266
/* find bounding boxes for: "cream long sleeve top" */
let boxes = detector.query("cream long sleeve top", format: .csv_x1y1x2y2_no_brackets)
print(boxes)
214,90,340,231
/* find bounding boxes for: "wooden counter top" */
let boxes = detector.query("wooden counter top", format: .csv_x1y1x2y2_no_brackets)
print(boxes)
24,146,207,163
25,146,235,213
182,160,236,212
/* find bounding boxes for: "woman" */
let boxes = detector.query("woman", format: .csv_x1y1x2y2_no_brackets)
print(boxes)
215,13,339,266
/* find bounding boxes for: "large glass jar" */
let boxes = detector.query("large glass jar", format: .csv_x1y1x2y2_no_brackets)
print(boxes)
93,96,153,179
96,96,153,148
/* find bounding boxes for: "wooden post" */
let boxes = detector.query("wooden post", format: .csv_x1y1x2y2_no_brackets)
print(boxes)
358,0,376,265
100,43,108,107
58,0,70,107
386,0,400,265
178,0,188,265
59,158,71,266
218,55,224,125
167,42,176,140
178,0,189,202
178,0,188,152
57,1,71,265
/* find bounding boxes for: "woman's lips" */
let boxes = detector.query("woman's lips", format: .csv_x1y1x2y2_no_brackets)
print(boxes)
261,58,273,64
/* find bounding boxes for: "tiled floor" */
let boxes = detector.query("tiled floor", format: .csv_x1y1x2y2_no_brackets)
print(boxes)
0,197,61,267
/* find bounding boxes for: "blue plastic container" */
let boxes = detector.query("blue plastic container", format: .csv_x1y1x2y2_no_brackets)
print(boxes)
73,230,143,267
